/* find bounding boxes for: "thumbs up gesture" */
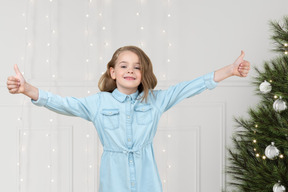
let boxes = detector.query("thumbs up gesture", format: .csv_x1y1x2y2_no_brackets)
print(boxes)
232,51,250,77
7,64,26,94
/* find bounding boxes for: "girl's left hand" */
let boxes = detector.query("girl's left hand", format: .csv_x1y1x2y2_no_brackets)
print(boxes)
232,51,250,77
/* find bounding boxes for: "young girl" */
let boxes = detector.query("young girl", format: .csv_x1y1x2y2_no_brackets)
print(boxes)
7,46,250,192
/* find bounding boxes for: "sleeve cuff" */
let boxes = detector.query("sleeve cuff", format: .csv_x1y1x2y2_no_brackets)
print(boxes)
31,89,48,106
204,71,218,90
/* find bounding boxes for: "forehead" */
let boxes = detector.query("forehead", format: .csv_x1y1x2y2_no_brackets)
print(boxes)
117,51,140,63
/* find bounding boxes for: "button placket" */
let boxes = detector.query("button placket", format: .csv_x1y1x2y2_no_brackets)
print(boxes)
125,96,137,190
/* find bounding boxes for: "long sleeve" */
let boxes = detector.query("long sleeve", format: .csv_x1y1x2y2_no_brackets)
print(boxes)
154,71,218,113
31,89,99,121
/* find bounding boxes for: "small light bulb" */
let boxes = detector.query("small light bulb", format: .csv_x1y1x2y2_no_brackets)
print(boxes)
24,27,28,30
140,26,144,30
52,149,56,152
102,26,106,30
99,13,102,16
52,74,56,78
86,59,89,62
274,95,278,99
48,165,51,168
256,153,260,157
20,178,24,182
86,134,90,138
90,43,93,46
255,124,258,128
89,165,93,168
254,148,256,151
284,43,288,47
99,56,103,60
51,179,54,183
46,59,49,63
280,154,284,158
269,80,273,83
167,59,170,62
105,42,109,46
285,51,288,55
50,119,53,122
253,139,257,143
136,12,140,16
46,15,49,19
86,14,89,18
168,14,171,17
50,0,53,2
167,134,171,138
163,179,166,183
168,165,172,168
23,132,27,136
162,149,166,152
168,43,172,47
87,90,90,94
27,42,31,47
52,30,56,34
18,117,22,121
47,43,50,47
262,156,266,159
162,30,166,33
22,13,26,17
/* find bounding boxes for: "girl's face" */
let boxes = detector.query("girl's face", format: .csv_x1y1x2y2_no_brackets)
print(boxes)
110,51,142,95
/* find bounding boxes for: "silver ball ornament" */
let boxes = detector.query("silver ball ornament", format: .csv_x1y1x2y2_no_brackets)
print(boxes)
273,182,286,192
259,80,272,94
273,97,287,112
265,142,280,160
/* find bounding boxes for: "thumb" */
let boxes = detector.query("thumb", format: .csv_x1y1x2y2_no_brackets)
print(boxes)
239,50,245,59
14,64,22,76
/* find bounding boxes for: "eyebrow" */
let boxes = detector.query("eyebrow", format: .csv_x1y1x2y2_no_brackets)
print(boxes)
118,61,140,65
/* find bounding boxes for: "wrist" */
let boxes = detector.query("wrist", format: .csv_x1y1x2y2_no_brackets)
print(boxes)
23,83,39,101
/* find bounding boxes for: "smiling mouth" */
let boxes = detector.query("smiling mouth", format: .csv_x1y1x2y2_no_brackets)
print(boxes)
124,77,136,80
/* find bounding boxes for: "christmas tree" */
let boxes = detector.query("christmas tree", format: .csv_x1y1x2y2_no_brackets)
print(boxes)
226,16,288,192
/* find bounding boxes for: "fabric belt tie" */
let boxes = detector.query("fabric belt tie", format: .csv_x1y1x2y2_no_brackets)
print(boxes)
103,141,152,158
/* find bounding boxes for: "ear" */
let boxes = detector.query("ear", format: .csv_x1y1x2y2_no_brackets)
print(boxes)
110,67,116,80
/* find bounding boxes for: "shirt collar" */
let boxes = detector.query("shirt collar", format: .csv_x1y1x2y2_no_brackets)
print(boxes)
112,88,139,103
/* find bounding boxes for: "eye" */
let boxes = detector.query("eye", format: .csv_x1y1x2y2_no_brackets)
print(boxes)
120,65,127,68
134,66,141,70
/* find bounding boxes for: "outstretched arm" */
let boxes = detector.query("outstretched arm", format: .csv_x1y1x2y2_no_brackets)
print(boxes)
214,51,250,82
7,64,39,100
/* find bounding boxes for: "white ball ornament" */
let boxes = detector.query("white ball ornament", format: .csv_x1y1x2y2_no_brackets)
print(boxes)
273,96,287,112
273,182,286,192
265,142,280,160
259,80,272,94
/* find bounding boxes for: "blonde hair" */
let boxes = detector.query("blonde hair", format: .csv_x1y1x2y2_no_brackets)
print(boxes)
98,46,157,102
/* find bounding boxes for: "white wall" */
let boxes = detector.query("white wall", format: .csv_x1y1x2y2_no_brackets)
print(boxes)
1,0,287,191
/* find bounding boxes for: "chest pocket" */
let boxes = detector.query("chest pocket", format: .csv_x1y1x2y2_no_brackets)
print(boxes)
101,109,119,130
134,104,152,125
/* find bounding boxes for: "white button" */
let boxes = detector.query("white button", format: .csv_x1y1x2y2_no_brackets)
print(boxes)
130,160,133,163
131,182,134,186
127,116,130,119
128,138,131,142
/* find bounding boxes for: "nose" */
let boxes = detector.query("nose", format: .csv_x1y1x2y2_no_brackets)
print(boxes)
127,66,134,74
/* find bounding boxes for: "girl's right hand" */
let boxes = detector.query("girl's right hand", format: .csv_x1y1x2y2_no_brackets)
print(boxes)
7,64,26,94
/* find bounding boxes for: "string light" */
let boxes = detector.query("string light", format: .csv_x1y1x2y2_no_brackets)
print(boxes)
255,124,258,128
279,154,284,158
253,139,257,143
256,153,260,157
274,95,278,99
262,156,266,160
